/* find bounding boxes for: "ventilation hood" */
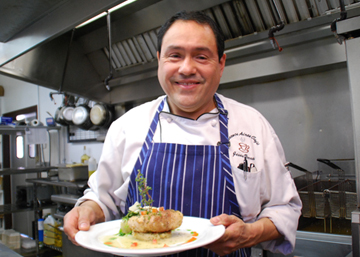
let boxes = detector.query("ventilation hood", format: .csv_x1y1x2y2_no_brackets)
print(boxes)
1,0,360,105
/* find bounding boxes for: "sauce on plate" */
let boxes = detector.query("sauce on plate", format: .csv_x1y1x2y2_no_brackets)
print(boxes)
101,230,198,249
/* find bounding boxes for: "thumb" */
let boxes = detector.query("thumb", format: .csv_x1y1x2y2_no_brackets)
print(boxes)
210,214,239,227
78,219,90,231
210,214,229,226
77,207,93,231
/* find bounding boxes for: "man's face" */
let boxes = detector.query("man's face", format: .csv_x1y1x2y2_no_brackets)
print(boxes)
157,20,226,119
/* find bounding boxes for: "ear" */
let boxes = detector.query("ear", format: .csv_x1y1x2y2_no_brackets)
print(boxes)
219,53,226,77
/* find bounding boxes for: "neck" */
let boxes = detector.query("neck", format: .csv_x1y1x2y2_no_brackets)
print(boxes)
166,96,217,120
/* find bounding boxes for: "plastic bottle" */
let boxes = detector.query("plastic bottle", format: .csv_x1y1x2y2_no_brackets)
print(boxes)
88,157,97,177
38,218,44,248
44,215,61,246
80,146,90,164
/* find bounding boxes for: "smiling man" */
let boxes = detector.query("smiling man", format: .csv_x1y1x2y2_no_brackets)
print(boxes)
64,11,301,257
157,18,226,120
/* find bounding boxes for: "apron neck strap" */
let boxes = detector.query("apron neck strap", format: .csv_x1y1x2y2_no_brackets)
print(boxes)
214,94,230,148
147,94,229,146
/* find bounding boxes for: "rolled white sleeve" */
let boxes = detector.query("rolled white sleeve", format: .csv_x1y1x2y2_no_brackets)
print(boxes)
257,137,302,254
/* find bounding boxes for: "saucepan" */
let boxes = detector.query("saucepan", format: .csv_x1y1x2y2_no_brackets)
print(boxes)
54,95,75,126
54,106,66,126
61,95,76,125
72,99,98,130
90,103,114,129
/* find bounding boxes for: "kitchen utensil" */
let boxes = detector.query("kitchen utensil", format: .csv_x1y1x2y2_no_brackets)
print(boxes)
54,106,67,126
72,99,95,130
90,103,113,129
61,95,76,125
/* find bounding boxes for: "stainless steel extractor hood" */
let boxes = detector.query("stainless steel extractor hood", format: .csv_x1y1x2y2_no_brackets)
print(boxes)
1,0,360,105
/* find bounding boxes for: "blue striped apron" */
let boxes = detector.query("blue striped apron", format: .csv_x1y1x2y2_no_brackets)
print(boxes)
126,94,251,257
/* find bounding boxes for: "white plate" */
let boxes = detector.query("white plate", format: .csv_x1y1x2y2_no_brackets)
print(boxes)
75,216,225,256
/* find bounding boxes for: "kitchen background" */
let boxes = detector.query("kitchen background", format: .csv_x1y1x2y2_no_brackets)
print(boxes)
0,49,353,176
0,75,104,165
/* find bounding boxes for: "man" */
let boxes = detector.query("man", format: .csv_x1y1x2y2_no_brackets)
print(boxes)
64,11,301,256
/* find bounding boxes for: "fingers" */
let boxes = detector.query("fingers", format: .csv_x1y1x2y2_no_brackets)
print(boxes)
63,201,105,246
63,208,81,245
205,214,246,256
63,205,93,245
210,214,239,227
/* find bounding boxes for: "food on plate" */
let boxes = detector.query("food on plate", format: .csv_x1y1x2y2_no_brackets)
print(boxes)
120,202,183,240
118,171,183,241
129,208,183,240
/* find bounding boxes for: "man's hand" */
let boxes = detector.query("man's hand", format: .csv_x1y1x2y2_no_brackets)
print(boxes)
205,214,281,256
63,200,105,245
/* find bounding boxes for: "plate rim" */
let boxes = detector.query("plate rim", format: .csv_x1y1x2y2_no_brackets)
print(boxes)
75,216,225,256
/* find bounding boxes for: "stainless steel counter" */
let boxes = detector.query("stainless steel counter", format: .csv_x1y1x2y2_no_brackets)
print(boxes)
267,231,352,257
0,242,22,257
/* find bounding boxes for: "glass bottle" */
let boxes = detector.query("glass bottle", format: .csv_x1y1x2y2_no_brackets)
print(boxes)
81,146,90,164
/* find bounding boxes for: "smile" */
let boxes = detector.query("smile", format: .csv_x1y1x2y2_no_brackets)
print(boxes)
176,82,200,86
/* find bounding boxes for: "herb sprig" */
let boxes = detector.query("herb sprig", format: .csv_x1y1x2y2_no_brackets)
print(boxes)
135,170,154,207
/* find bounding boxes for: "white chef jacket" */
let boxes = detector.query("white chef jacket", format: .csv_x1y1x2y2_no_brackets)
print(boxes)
76,93,302,255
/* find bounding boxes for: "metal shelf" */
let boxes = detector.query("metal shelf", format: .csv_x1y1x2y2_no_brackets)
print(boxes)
0,124,63,255
0,203,57,215
26,178,88,189
51,194,79,205
0,125,61,132
44,243,62,253
0,166,57,176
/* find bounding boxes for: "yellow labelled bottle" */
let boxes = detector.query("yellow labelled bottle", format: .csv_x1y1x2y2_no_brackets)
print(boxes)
81,146,90,164
43,215,62,246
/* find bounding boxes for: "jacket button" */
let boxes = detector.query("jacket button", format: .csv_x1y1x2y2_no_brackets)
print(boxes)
211,119,217,127
167,118,173,123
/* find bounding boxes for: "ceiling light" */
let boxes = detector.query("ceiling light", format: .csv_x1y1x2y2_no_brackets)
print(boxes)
76,12,107,28
108,0,137,13
76,0,137,29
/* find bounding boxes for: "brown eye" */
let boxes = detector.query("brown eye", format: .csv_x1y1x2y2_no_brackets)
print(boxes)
169,53,181,59
196,55,208,62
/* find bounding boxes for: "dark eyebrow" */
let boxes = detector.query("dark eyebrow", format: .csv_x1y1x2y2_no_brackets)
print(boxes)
165,45,212,53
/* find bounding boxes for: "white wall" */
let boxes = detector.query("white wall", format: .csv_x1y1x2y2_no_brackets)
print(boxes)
218,67,353,176
0,74,104,165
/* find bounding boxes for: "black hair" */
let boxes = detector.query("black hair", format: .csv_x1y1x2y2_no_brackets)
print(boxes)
157,10,225,61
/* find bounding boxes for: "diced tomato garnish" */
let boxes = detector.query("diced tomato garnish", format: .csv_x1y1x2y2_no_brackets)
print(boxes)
141,211,147,215
163,244,169,247
186,237,197,243
191,231,199,236
104,241,112,245
152,208,158,213
152,239,157,244
159,206,164,211
131,242,138,247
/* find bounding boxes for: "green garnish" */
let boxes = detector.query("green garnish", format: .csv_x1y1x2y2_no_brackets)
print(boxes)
135,170,154,207
118,171,154,236
118,230,127,236
118,210,140,236
122,210,140,221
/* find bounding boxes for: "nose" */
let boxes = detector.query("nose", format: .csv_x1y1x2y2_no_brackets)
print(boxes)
178,56,196,76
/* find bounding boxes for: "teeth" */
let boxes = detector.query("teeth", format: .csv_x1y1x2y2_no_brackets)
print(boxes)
179,83,196,85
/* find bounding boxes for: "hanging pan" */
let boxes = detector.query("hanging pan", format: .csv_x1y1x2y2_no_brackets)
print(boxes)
90,103,114,129
72,99,97,130
61,95,76,125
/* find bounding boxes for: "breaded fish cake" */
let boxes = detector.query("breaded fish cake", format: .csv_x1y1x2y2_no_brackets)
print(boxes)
128,209,183,233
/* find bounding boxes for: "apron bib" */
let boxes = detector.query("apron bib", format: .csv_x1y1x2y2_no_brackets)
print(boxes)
126,94,251,257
